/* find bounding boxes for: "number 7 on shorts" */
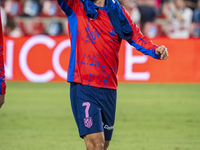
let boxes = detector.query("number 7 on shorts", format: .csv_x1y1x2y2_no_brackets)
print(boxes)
82,102,93,128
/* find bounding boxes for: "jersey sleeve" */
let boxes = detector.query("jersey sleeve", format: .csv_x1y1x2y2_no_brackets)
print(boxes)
122,6,160,59
0,14,6,95
57,0,79,16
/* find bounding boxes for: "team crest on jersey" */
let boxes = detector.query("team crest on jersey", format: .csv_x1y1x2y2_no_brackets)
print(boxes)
84,117,93,128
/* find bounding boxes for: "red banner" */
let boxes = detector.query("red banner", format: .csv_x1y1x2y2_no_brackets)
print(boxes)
4,35,200,83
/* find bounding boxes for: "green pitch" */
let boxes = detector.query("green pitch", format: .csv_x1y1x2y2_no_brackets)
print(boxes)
0,82,200,150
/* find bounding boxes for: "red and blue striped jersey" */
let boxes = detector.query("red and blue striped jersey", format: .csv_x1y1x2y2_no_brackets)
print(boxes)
0,11,6,94
57,0,160,89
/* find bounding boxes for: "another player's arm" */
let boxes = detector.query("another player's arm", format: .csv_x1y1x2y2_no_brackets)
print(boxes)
122,7,168,60
0,78,6,109
0,41,6,109
0,14,6,109
0,95,5,109
0,75,6,109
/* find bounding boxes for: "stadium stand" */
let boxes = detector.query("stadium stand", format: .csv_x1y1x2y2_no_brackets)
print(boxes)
0,0,199,38
190,22,200,37
143,22,162,37
4,0,24,17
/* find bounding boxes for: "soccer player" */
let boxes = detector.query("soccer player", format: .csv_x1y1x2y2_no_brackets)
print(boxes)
57,0,168,149
0,7,6,109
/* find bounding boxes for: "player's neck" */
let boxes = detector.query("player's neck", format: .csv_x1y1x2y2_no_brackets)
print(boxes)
92,0,106,7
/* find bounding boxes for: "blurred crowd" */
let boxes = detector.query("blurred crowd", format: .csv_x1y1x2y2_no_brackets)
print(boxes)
1,0,200,38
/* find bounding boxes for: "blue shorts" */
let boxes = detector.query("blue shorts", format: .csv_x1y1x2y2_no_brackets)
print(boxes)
70,83,117,141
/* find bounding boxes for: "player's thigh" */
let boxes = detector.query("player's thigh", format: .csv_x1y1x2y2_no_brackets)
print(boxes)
70,83,104,137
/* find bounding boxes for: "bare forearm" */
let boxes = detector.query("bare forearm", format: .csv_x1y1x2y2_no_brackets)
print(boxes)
169,3,184,22
173,9,184,22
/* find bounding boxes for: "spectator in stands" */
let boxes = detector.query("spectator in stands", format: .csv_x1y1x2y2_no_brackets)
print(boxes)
0,5,7,32
119,0,141,27
130,0,141,27
4,0,24,17
165,0,193,38
4,18,23,37
23,0,41,17
46,22,63,36
185,0,198,11
193,0,200,22
136,0,158,31
156,0,162,9
162,0,171,16
42,0,58,16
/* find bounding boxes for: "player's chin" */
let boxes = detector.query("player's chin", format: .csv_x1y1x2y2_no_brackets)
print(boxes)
90,0,98,2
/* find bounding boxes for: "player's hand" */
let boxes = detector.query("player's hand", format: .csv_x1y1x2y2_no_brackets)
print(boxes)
156,45,169,60
0,95,5,109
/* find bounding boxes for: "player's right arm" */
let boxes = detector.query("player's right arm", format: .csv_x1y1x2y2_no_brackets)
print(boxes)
57,0,77,16
57,0,70,8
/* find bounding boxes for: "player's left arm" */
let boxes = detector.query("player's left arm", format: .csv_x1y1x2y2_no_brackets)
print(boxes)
122,6,168,60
